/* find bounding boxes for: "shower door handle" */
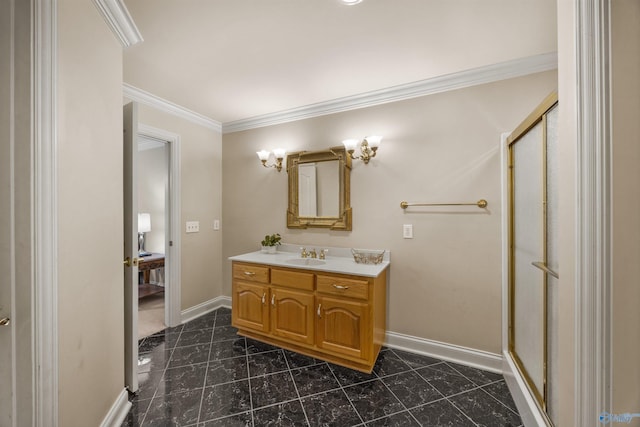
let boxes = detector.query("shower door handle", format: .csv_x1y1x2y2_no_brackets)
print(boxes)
531,261,559,279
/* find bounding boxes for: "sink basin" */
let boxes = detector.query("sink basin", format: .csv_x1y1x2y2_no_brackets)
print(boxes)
285,258,326,266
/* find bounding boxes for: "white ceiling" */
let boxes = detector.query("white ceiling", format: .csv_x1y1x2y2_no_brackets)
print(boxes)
123,0,557,125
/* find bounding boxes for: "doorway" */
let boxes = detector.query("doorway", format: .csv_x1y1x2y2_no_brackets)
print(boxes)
123,102,181,392
137,136,169,338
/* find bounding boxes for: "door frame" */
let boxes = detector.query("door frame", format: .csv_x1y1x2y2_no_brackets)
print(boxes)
137,124,181,328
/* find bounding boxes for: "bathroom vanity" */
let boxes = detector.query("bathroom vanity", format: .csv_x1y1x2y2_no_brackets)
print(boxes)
229,246,389,373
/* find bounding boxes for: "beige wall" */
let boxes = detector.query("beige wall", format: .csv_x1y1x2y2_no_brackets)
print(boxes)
611,0,640,421
223,71,557,354
132,104,223,310
139,145,168,254
56,1,124,425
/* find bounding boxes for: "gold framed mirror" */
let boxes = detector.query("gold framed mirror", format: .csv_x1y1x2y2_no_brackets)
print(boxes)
287,147,352,230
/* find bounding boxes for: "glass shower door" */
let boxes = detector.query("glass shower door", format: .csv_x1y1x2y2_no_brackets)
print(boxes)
507,95,558,421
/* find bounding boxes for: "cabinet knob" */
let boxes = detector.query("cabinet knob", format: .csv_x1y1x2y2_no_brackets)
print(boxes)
317,304,322,318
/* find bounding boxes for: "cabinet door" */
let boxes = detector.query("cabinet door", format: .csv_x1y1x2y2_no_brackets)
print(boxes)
232,281,269,333
270,288,315,346
316,296,369,360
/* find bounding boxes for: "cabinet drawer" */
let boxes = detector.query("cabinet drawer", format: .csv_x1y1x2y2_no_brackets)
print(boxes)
316,275,369,300
233,263,269,284
271,268,314,291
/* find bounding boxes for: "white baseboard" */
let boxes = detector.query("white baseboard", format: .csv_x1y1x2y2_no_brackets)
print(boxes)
100,388,131,427
385,331,503,374
181,296,231,324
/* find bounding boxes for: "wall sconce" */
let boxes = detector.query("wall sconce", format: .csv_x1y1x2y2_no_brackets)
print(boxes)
342,135,382,164
256,148,286,172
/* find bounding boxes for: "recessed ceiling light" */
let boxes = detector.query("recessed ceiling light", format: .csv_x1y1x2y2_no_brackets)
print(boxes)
341,0,363,5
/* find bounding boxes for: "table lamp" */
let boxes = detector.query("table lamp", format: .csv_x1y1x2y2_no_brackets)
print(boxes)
138,213,151,256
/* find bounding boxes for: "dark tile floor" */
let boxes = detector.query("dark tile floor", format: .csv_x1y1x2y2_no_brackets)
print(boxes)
122,307,522,426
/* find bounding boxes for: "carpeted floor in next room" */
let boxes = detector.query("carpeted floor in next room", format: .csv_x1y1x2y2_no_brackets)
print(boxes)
123,307,522,426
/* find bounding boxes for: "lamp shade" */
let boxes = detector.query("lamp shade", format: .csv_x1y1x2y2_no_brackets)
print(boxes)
342,139,359,152
138,213,151,233
365,135,382,148
272,148,286,159
256,150,270,161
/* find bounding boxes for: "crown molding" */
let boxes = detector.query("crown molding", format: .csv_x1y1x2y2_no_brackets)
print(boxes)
222,52,558,134
123,83,222,132
93,0,143,47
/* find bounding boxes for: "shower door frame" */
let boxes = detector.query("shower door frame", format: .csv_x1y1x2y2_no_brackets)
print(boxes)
504,92,558,426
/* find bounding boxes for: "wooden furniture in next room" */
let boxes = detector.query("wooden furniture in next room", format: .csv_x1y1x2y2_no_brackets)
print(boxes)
138,253,165,299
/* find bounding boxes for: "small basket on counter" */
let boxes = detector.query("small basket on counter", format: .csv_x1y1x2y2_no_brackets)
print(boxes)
351,248,385,265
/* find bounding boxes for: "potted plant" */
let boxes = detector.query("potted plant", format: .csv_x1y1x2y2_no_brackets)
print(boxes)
260,233,281,254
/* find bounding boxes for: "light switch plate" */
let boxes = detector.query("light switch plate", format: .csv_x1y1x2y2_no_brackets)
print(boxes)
403,224,413,239
186,221,199,233
213,220,220,230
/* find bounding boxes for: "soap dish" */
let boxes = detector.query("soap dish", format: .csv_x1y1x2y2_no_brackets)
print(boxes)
351,248,385,265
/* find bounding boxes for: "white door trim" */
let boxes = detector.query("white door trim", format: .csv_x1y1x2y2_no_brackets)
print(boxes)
34,0,58,425
138,124,181,327
575,0,613,424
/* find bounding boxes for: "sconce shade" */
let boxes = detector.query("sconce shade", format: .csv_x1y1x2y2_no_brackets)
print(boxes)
342,139,359,152
256,150,270,161
138,213,151,233
365,135,382,148
273,148,286,159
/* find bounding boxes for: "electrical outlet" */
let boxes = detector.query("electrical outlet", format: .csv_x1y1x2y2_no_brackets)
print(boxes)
213,220,220,230
403,224,413,239
186,221,199,233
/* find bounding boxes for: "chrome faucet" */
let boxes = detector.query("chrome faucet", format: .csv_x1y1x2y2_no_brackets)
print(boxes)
309,248,317,259
300,247,309,258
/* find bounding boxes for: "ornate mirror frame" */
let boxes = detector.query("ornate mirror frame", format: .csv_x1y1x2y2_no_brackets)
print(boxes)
287,146,352,230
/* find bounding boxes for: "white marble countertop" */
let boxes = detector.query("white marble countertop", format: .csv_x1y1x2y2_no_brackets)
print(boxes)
229,243,390,278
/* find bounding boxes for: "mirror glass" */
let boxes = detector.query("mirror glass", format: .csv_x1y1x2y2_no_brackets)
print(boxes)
287,147,352,230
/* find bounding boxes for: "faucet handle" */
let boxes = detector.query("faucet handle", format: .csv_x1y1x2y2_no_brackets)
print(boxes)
319,249,328,260
300,247,308,258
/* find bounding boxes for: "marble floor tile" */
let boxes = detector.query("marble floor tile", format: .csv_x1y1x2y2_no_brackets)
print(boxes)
343,379,404,422
209,337,247,362
328,363,377,386
199,380,252,422
169,343,211,368
291,363,340,397
252,400,308,426
372,351,411,378
449,388,522,427
381,370,442,409
248,350,288,377
410,399,476,427
301,389,362,427
415,365,477,397
143,388,203,426
206,356,248,386
249,371,299,409
365,410,420,427
481,380,519,413
124,307,523,427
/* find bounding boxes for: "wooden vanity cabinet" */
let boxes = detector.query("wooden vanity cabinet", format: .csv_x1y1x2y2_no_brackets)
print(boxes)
231,261,388,373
